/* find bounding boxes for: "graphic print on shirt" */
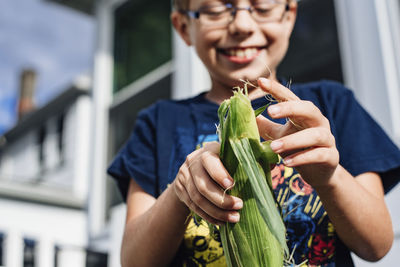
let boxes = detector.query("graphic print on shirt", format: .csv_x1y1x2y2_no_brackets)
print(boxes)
272,160,336,265
173,132,336,266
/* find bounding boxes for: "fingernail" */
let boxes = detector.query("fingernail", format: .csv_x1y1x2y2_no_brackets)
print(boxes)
229,213,240,223
258,77,270,87
283,157,293,165
270,140,283,151
233,199,243,209
222,178,233,189
268,105,281,116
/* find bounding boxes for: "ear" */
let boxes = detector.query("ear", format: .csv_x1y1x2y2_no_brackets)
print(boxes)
283,1,298,37
171,11,192,46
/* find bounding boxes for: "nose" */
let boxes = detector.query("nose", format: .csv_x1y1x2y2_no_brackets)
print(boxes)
228,7,257,37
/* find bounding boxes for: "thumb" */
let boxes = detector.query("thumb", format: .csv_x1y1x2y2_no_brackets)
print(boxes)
256,115,284,140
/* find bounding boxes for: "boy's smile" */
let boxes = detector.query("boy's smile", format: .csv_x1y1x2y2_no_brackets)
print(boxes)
217,46,265,64
172,0,297,99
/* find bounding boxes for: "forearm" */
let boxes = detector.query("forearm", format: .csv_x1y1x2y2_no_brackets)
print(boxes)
121,183,190,267
314,165,393,261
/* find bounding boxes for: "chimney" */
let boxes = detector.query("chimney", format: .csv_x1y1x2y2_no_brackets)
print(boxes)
18,69,37,120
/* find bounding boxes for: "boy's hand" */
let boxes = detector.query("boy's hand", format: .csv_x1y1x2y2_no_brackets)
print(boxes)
172,142,243,225
256,78,339,188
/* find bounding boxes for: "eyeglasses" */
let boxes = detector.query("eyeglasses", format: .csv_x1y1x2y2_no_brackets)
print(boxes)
179,1,290,28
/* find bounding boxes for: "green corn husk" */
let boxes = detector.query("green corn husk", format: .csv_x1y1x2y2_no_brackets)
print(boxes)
217,86,289,267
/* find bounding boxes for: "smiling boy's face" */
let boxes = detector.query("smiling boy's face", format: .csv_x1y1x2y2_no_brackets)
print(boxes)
172,0,297,90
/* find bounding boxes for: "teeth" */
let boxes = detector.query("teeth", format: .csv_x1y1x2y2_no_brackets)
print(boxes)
227,48,258,58
237,50,245,58
245,48,254,58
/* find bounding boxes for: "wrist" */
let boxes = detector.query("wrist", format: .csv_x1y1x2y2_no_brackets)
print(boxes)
311,165,343,192
170,180,191,216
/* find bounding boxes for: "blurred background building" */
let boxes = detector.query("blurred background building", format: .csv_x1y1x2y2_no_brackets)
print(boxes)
0,0,399,266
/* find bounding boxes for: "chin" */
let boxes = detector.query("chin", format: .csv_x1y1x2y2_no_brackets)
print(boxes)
218,75,256,89
209,63,274,89
231,70,271,84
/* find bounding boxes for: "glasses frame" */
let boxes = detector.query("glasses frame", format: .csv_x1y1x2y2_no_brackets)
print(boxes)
179,1,291,26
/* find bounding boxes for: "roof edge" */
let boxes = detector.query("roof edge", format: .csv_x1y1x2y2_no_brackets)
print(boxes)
1,85,90,147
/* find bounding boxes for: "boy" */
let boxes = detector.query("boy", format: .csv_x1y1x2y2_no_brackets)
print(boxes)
108,0,400,266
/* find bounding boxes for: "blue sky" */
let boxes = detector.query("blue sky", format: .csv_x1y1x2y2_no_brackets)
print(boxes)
0,0,95,134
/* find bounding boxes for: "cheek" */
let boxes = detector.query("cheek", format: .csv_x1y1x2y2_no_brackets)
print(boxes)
201,29,223,48
194,30,223,60
262,24,290,45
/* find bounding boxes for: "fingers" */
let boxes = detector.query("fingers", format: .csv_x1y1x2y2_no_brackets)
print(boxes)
173,178,226,225
280,147,339,169
189,153,240,208
256,115,284,140
268,100,330,129
257,78,330,139
175,177,240,225
257,78,339,187
174,142,243,224
270,127,336,154
201,143,234,189
258,78,300,102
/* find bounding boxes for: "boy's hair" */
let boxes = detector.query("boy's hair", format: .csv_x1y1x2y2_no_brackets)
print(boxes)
173,0,189,10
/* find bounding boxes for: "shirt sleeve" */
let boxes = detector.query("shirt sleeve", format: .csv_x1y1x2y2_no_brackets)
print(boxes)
107,105,158,200
331,85,400,193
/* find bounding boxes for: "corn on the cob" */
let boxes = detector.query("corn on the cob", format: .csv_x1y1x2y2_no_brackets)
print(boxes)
217,86,288,267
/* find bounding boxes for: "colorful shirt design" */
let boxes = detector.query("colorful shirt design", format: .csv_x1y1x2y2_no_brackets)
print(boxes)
179,218,226,266
272,160,335,266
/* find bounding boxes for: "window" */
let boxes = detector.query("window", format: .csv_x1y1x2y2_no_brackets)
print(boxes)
54,246,107,267
23,238,36,267
37,125,46,175
113,0,172,93
56,113,65,165
86,250,108,267
0,233,4,266
278,0,343,83
54,245,59,267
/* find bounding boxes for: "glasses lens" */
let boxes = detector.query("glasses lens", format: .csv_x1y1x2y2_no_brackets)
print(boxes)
198,3,231,26
252,2,286,23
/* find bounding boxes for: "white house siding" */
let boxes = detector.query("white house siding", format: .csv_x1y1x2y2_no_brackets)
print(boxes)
0,90,92,266
0,199,87,267
0,94,92,196
0,132,40,183
70,96,92,199
41,114,72,188
39,105,74,189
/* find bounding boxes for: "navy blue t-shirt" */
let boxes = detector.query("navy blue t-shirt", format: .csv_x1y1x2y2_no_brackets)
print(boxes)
108,80,400,266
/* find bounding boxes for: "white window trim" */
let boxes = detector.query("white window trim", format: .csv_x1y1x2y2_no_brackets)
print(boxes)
334,0,400,145
375,0,400,145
